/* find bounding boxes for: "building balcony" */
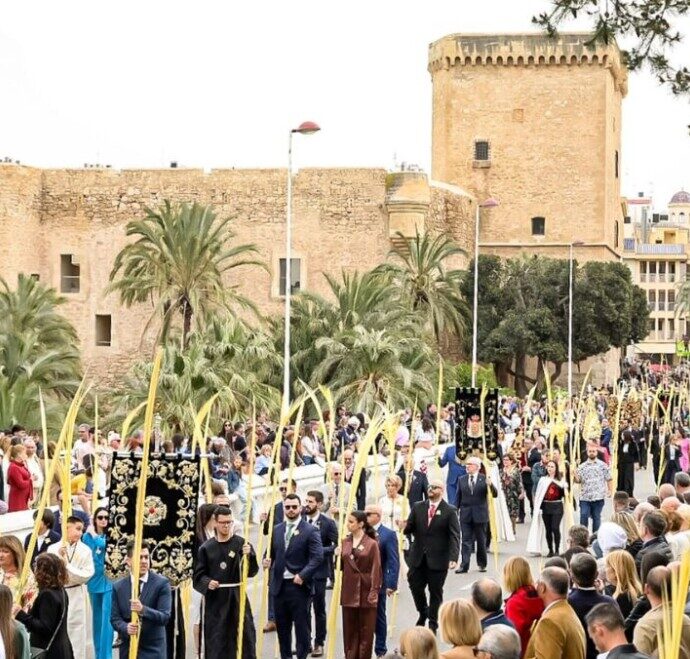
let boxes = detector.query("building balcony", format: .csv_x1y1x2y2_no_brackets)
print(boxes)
636,244,686,255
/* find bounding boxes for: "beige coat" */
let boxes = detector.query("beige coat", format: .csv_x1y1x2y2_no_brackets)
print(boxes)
524,599,585,659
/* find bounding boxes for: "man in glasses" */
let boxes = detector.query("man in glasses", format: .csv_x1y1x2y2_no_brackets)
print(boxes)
399,478,460,634
263,493,324,659
193,506,258,659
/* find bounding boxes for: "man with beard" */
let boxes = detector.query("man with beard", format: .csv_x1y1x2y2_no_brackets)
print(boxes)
193,506,259,659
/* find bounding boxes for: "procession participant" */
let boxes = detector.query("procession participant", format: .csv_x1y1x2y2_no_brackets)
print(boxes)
319,464,351,520
193,506,258,659
111,540,172,659
575,443,613,533
500,454,524,535
343,450,366,511
660,430,683,485
7,445,33,512
338,511,382,659
377,476,406,530
438,443,466,508
617,431,640,497
260,477,297,633
396,447,429,507
48,516,95,659
23,508,59,567
72,424,95,471
0,536,37,607
82,507,113,659
527,459,568,557
364,504,399,659
263,493,323,659
455,457,496,574
401,479,459,633
303,491,338,657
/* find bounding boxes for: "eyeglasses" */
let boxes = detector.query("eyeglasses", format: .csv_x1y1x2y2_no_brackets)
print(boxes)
428,485,442,491
96,515,108,521
284,505,300,510
279,487,288,492
473,648,493,658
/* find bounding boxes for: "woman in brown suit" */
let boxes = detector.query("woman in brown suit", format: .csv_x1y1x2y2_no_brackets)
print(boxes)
339,511,382,659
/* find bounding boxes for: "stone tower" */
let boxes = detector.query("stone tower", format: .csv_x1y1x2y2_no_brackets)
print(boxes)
428,33,628,262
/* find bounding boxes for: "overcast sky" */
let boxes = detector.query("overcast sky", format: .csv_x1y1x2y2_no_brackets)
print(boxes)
1,1,689,210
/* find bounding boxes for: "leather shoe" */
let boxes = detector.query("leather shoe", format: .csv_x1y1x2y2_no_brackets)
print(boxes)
416,615,427,627
455,566,469,574
263,621,277,633
478,566,487,572
312,647,324,657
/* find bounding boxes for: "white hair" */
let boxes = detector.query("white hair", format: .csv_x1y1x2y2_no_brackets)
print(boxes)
478,624,521,659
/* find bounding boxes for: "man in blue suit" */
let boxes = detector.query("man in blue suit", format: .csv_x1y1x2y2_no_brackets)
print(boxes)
23,508,60,566
304,490,339,657
111,540,172,659
366,504,400,658
438,445,467,507
263,492,323,659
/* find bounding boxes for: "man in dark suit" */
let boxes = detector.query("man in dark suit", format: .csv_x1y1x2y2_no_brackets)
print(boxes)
260,477,297,632
303,490,338,657
586,602,650,659
23,508,60,566
263,492,323,659
366,504,400,658
456,456,497,574
111,540,172,659
397,461,429,506
400,478,460,633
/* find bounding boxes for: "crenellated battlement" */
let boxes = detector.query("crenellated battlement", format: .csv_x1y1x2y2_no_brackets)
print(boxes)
428,32,627,95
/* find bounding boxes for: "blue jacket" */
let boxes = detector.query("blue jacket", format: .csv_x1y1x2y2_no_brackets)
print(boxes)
82,532,112,594
23,529,60,567
269,518,323,596
376,524,399,592
304,514,338,581
439,446,466,488
111,571,171,659
53,509,90,538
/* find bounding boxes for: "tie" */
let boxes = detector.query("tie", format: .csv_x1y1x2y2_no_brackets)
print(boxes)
469,475,475,494
428,504,436,527
334,484,339,503
285,523,295,545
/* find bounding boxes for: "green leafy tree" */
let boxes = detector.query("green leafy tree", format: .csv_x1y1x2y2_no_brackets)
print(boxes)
375,230,469,344
111,318,281,433
534,1,690,96
108,200,265,350
0,275,82,429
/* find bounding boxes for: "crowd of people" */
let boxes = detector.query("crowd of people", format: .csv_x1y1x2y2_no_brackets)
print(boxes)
2,377,690,658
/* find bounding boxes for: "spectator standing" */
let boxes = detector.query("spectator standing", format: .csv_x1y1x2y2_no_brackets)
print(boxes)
438,598,482,659
586,602,650,659
7,445,33,512
503,557,544,657
575,443,613,533
399,626,439,659
475,624,521,659
634,511,673,575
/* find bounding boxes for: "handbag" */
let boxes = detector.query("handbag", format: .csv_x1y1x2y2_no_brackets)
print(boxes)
30,590,67,658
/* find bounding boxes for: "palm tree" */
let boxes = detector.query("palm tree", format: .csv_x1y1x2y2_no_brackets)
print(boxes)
0,275,82,428
375,230,469,344
111,317,281,433
107,200,265,349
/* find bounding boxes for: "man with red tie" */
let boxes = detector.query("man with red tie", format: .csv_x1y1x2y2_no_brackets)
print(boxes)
399,478,460,634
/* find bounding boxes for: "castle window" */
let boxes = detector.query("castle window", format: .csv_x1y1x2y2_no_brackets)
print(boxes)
615,150,619,178
624,216,631,224
474,141,490,161
279,258,301,296
30,274,39,281
531,217,545,236
60,254,80,293
95,315,112,347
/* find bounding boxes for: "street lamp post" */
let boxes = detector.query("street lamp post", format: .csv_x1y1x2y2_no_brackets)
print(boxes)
283,121,320,415
568,240,584,400
471,197,499,388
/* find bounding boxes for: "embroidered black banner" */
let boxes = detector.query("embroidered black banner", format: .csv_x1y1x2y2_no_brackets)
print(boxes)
105,454,200,586
454,387,499,460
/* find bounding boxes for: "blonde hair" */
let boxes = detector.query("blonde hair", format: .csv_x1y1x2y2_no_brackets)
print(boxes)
610,512,641,543
503,556,534,593
0,536,25,574
399,626,439,659
676,504,690,531
386,475,403,490
605,549,642,601
438,598,482,647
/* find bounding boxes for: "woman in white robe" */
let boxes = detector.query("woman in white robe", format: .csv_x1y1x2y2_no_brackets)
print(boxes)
527,459,568,556
489,461,516,542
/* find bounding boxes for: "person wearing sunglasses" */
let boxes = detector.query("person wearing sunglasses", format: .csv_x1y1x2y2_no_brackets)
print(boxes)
83,507,113,659
263,493,323,659
398,479,460,634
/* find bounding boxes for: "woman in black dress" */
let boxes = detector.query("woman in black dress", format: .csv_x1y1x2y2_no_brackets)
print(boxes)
14,552,73,659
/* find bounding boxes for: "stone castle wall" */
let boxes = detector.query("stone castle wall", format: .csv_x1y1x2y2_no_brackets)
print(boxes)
0,165,474,385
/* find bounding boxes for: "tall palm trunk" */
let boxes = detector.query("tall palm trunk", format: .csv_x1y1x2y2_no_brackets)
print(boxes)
182,300,193,350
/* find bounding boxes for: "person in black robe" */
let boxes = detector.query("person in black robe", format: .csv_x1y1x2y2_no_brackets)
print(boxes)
193,506,259,659
617,430,640,496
